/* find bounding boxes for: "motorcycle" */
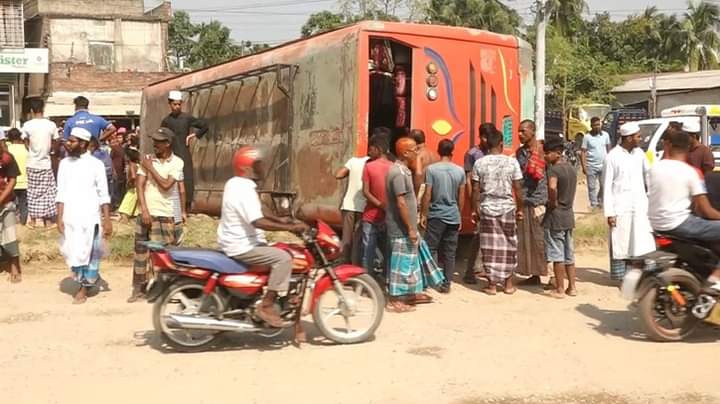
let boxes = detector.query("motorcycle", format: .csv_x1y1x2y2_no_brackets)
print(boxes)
621,234,720,342
145,220,385,352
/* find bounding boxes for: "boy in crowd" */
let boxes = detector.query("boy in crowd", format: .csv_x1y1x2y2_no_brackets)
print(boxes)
6,129,28,225
543,135,578,298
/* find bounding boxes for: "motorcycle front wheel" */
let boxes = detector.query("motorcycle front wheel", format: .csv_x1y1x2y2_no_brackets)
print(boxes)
152,279,226,352
312,274,385,344
637,268,702,342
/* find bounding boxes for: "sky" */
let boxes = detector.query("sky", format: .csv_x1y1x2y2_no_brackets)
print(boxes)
147,0,707,44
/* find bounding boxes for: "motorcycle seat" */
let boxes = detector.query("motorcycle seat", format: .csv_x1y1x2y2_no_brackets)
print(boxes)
169,248,251,274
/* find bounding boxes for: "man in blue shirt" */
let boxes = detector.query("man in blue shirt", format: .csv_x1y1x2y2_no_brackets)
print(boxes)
580,117,611,209
63,96,117,142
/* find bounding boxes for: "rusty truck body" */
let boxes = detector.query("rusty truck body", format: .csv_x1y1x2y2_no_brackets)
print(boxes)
141,21,535,228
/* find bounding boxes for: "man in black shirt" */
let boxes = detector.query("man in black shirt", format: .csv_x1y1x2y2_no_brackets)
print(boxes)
160,90,208,210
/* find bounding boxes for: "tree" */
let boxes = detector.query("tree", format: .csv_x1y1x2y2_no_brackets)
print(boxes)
188,21,241,69
168,11,198,70
425,0,521,35
545,0,588,38
301,11,347,37
681,0,720,71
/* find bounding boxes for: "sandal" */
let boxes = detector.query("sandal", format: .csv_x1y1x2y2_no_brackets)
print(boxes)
481,287,497,296
503,287,517,295
408,293,433,305
385,301,415,313
565,288,577,297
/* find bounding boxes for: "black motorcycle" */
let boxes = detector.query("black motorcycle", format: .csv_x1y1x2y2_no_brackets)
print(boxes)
622,234,720,341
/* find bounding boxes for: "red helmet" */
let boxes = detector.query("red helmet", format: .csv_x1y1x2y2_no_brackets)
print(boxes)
232,146,263,177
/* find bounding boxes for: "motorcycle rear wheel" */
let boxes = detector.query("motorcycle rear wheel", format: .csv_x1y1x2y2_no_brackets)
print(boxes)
153,279,227,352
637,269,702,342
312,274,385,344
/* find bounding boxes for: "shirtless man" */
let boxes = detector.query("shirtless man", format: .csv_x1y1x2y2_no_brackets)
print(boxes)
410,129,440,199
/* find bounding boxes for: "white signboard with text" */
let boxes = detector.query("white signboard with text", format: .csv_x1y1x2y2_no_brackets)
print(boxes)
0,48,48,73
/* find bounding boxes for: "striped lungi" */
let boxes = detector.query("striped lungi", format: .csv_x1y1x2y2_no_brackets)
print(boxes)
388,238,445,297
479,210,518,284
27,167,57,219
72,225,103,286
132,216,176,284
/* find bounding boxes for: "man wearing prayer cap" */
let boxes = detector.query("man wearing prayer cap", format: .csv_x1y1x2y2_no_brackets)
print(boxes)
160,90,208,211
602,121,655,282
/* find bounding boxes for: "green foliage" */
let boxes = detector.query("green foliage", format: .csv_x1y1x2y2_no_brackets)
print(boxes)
682,1,720,71
301,11,348,37
168,12,270,70
424,0,521,35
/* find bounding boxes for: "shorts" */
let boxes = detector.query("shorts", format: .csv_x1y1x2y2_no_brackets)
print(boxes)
544,228,574,264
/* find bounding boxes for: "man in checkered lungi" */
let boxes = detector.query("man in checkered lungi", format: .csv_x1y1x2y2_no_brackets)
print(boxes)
472,129,524,295
385,137,445,313
128,128,183,302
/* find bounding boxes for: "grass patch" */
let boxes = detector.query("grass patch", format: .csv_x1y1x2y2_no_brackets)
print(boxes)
574,212,608,248
17,214,299,265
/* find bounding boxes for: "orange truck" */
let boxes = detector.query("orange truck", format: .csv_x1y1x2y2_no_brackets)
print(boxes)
141,21,534,231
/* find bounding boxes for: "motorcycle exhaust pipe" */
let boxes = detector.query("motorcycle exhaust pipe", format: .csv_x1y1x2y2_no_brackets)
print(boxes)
165,314,259,332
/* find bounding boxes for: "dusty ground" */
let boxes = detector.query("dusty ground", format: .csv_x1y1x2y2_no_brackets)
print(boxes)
1,253,719,404
2,180,719,404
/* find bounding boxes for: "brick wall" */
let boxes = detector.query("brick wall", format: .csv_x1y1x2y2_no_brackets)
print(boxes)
50,63,176,92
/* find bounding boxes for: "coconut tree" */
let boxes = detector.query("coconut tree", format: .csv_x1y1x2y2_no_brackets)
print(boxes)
681,0,720,71
546,0,588,38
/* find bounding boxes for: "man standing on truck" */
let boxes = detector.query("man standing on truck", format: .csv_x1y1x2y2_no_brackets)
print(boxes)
581,117,611,210
685,121,715,174
160,90,209,211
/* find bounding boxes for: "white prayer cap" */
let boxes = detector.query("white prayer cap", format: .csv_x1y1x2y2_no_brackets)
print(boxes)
70,127,92,141
682,120,701,134
619,122,640,137
168,90,183,101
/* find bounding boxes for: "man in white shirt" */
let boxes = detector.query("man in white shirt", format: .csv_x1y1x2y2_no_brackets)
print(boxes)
22,98,59,229
648,128,720,291
335,154,369,264
56,127,112,304
603,122,655,281
218,146,307,327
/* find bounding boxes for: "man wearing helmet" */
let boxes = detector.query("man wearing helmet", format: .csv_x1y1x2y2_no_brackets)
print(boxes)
218,146,308,327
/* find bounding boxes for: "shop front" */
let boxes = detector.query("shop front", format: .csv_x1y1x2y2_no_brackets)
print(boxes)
0,48,48,129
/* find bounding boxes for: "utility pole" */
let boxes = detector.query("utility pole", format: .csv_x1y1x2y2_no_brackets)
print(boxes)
535,0,548,140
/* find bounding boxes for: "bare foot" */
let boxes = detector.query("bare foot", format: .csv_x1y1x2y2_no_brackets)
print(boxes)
547,290,565,299
385,300,415,313
73,287,87,304
565,288,577,297
9,271,21,283
481,286,498,296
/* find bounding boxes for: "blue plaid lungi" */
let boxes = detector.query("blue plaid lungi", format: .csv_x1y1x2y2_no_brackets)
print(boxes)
72,225,102,287
388,237,445,297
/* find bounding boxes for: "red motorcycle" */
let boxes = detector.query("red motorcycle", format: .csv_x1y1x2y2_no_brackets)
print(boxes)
145,220,385,352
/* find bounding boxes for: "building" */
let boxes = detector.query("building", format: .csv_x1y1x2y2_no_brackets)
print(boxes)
611,70,720,117
23,0,175,130
0,0,48,129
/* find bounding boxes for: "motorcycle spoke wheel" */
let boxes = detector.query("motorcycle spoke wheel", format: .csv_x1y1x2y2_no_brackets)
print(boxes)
312,274,385,344
638,271,701,342
155,282,225,350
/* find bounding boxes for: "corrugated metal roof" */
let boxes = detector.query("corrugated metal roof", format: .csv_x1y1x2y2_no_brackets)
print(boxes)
612,70,720,93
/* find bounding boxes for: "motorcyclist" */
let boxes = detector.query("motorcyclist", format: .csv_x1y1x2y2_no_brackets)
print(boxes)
647,126,720,291
217,146,308,327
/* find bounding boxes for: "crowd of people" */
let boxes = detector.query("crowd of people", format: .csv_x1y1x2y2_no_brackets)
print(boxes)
4,89,720,314
1,91,208,305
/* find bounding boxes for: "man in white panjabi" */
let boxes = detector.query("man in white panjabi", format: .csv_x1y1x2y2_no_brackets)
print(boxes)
603,122,655,281
56,127,113,304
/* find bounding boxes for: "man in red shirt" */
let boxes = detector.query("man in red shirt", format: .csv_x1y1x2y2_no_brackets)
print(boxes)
361,131,393,275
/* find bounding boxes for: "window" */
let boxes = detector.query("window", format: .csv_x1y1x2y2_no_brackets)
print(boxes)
637,123,660,152
0,86,12,127
89,42,114,71
0,1,23,48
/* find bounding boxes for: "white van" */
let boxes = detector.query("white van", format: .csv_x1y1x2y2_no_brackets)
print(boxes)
637,116,699,164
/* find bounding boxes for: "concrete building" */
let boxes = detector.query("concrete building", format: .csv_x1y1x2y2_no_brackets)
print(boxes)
0,0,48,129
611,70,720,117
23,0,175,129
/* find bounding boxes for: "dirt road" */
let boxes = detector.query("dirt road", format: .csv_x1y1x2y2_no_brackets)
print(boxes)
1,251,719,404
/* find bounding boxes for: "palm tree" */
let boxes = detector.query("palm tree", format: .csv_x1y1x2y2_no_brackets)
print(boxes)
681,0,720,71
545,0,588,37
